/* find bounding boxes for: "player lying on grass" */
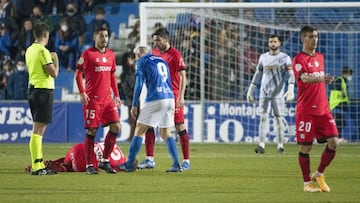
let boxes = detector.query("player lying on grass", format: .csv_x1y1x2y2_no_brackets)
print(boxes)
25,142,126,173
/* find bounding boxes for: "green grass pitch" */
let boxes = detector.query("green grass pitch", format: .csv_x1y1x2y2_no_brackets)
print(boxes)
0,143,359,203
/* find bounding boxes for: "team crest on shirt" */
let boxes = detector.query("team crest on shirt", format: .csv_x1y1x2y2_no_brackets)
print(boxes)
315,61,319,67
102,57,107,63
78,57,84,65
295,63,302,72
300,133,305,139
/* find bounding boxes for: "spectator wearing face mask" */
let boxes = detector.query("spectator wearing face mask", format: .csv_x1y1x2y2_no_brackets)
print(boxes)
54,17,79,72
30,5,55,34
61,2,86,49
6,58,29,100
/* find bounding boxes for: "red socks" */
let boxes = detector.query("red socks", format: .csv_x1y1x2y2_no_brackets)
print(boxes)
298,152,311,182
317,146,336,173
103,131,118,160
145,128,155,157
84,135,95,165
178,130,190,160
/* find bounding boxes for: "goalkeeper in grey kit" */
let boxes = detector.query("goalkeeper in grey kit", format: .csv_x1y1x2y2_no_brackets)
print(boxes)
246,34,295,154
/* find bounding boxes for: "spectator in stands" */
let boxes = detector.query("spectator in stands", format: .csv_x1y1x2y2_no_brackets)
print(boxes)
127,20,140,50
154,22,163,30
17,19,34,62
14,0,34,27
62,2,86,49
35,0,65,15
30,5,55,34
241,37,258,94
119,51,137,142
0,59,14,99
254,26,270,53
88,7,110,35
54,17,78,72
0,14,19,60
0,21,11,63
185,52,200,101
6,58,28,100
0,0,16,18
80,0,99,15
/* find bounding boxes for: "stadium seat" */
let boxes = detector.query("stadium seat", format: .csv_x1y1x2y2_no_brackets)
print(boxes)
55,72,75,94
119,3,139,18
176,13,192,26
255,9,274,23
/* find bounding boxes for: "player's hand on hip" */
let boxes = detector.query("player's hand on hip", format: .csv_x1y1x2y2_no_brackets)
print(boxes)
130,107,138,119
284,84,295,101
246,83,256,102
80,93,90,105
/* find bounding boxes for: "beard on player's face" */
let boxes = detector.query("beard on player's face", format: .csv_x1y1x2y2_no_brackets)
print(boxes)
269,46,279,51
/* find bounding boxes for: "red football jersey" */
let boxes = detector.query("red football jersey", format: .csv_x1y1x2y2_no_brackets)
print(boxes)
292,52,331,116
77,47,117,103
64,142,126,172
152,47,186,96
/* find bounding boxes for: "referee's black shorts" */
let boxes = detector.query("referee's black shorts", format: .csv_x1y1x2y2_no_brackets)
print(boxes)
27,86,54,124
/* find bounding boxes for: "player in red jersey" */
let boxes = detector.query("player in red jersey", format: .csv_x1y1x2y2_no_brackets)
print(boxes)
137,28,191,170
25,142,127,173
292,25,338,193
75,27,122,174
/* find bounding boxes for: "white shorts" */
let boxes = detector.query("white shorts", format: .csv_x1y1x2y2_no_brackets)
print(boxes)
258,97,285,117
137,99,175,128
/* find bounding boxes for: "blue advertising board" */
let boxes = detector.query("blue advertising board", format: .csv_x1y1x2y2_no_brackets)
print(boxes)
0,101,358,143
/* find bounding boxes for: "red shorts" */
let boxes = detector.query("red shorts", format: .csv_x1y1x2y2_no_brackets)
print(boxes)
82,101,120,129
296,112,338,144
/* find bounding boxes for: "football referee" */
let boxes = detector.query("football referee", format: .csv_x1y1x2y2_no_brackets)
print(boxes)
26,23,59,175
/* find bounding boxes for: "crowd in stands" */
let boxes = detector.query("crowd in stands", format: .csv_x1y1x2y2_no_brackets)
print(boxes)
0,0,143,101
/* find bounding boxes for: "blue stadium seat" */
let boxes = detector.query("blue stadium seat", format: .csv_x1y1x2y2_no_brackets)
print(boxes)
96,3,120,15
55,72,75,93
175,13,191,26
255,9,274,23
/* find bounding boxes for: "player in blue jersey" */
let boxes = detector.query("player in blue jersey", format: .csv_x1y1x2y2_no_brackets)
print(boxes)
118,46,182,172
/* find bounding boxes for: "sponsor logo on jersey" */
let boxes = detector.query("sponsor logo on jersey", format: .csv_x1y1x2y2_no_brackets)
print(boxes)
309,71,324,77
95,66,112,72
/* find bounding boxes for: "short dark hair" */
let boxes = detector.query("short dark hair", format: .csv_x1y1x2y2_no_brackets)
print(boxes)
93,26,108,35
95,7,105,15
269,34,282,43
342,67,353,75
300,25,317,38
33,23,49,39
152,28,169,39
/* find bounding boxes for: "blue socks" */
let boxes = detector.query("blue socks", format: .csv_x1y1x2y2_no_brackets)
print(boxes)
165,136,180,167
126,136,143,169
